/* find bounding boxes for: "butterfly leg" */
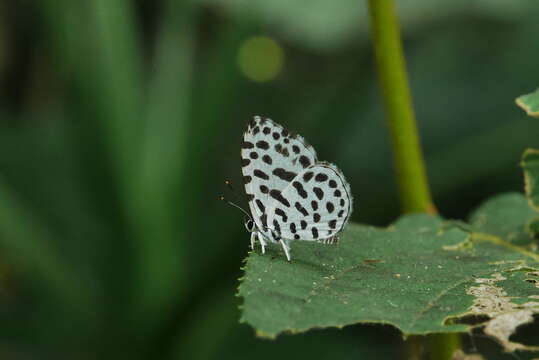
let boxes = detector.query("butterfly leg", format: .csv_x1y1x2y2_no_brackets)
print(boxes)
250,231,257,250
279,239,291,262
258,233,268,254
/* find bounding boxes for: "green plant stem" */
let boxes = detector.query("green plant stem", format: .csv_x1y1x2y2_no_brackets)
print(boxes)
405,336,423,360
367,0,459,359
427,334,461,360
367,0,435,215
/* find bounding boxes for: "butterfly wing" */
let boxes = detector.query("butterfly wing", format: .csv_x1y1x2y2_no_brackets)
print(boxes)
266,162,353,243
241,116,317,237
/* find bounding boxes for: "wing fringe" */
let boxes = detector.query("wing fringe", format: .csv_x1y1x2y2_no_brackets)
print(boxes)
316,236,339,245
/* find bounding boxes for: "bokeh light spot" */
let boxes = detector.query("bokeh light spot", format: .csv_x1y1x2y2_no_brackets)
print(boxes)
238,36,284,83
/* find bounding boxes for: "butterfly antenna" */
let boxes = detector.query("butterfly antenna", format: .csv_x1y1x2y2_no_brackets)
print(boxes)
224,180,243,203
219,195,252,220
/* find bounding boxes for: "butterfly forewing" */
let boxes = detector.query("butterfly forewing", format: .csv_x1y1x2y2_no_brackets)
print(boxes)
241,116,317,236
266,163,352,242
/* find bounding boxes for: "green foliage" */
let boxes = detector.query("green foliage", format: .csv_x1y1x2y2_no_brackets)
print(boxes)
200,0,538,52
468,193,537,247
522,149,539,211
239,206,539,351
516,88,539,118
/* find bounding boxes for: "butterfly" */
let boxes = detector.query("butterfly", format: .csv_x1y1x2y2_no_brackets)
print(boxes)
240,116,353,261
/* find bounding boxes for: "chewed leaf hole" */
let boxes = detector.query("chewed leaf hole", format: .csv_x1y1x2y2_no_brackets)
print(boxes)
446,314,490,326
507,314,539,346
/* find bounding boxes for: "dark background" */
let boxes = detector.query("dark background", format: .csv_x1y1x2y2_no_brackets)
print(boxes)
0,1,538,359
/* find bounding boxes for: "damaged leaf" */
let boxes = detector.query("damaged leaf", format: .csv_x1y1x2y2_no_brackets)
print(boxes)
464,271,539,352
516,87,539,118
238,212,539,352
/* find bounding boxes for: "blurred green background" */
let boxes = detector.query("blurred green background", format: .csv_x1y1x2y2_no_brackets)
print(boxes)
1,1,539,359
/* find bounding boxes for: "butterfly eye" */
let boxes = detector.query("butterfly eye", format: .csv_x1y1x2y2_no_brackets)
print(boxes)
244,219,255,232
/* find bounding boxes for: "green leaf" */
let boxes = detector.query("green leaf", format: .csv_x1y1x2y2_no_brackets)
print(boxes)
468,192,537,247
238,214,539,351
527,217,539,241
516,87,539,118
200,0,537,52
522,148,539,211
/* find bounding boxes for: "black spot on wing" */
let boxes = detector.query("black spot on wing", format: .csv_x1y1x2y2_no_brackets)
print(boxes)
311,200,318,210
274,143,290,157
292,181,308,199
289,223,297,234
246,194,254,201
256,199,265,213
295,202,308,216
292,145,300,154
242,141,254,149
313,213,321,223
329,179,337,188
329,220,337,229
273,168,297,182
313,187,324,200
281,128,289,137
259,185,269,194
311,227,319,239
338,210,344,217
334,190,342,197
275,208,288,222
262,155,272,165
340,198,345,207
254,169,269,180
303,171,314,182
315,173,328,182
241,158,250,167
299,155,311,168
261,213,268,227
272,132,280,140
294,234,300,240
273,219,281,233
263,127,271,135
243,175,252,184
284,138,290,144
326,202,335,213
253,126,260,135
300,220,307,230
249,152,258,159
256,140,269,150
270,189,290,207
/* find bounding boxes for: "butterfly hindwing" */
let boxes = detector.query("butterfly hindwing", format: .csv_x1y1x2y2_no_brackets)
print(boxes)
241,116,317,238
266,162,352,243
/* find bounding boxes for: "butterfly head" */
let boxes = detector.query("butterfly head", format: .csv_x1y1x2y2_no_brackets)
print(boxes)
244,217,256,232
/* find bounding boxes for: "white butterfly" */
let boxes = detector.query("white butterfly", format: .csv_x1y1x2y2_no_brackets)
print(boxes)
240,116,353,261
